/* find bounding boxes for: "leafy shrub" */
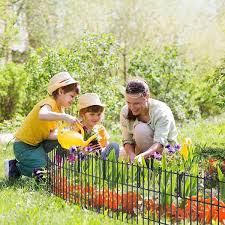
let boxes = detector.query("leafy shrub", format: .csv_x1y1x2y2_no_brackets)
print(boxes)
128,45,199,120
0,115,24,132
0,63,27,122
183,56,225,118
23,34,123,126
23,47,68,113
212,57,225,108
69,34,123,125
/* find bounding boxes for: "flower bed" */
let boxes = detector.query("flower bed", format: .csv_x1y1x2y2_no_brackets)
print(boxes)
47,147,225,224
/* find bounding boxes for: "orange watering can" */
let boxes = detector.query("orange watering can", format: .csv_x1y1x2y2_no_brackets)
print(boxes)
58,122,98,149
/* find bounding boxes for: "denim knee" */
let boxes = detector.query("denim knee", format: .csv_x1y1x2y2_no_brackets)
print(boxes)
101,142,120,160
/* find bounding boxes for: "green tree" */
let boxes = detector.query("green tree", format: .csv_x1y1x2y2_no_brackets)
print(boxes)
24,0,59,48
128,44,199,120
0,0,24,62
212,57,225,107
0,63,26,121
23,34,123,125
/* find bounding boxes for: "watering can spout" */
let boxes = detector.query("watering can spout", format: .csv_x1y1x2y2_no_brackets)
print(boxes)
84,133,98,146
75,122,97,146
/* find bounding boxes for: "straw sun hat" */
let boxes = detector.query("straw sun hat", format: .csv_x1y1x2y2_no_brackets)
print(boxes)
47,72,78,95
78,93,105,110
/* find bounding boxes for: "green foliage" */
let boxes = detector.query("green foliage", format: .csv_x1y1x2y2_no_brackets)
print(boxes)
23,47,68,113
217,166,225,200
192,57,225,117
70,34,123,125
0,145,125,225
195,146,225,161
0,0,21,60
71,34,121,77
0,63,27,122
0,33,224,126
0,115,24,132
178,113,225,159
194,72,222,117
159,154,177,207
23,34,123,126
128,45,200,120
212,57,225,107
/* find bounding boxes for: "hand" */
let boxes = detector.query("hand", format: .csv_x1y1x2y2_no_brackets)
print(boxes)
129,151,136,163
134,153,145,164
63,114,78,125
89,143,102,152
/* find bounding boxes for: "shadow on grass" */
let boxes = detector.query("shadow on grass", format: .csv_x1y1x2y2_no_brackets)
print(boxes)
0,176,47,192
195,144,225,160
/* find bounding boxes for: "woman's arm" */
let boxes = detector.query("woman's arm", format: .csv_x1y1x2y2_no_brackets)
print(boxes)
124,143,136,162
137,142,163,159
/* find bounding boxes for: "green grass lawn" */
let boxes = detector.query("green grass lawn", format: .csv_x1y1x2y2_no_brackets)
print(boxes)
0,114,224,225
177,113,225,148
0,146,126,225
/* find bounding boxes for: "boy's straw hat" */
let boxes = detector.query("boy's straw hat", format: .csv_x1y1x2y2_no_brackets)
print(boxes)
78,93,105,110
47,72,78,95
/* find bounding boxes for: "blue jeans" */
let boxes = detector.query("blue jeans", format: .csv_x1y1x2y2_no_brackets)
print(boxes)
101,142,120,161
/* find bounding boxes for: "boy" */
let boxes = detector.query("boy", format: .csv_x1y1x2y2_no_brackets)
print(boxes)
78,93,120,160
5,71,80,180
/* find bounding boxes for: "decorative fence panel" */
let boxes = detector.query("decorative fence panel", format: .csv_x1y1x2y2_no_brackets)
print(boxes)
47,148,225,224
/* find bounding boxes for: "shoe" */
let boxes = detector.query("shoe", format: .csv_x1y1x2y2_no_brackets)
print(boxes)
4,159,21,180
32,167,47,183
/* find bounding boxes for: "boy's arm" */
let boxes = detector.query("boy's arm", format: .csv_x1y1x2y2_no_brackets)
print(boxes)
39,104,77,124
47,129,58,140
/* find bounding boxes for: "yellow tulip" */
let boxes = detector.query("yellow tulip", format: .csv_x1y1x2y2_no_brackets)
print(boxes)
185,138,192,146
180,138,192,160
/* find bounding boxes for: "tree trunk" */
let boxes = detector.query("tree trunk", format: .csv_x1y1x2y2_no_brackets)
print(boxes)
123,47,127,82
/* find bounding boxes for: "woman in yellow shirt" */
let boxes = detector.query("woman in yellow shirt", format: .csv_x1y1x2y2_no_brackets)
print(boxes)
5,72,80,180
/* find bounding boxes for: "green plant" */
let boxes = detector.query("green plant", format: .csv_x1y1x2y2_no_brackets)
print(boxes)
212,57,225,108
217,166,225,200
128,44,199,120
23,34,123,125
0,63,27,122
0,115,24,132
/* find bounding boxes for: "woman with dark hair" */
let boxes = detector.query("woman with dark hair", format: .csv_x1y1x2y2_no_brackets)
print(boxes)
120,79,178,162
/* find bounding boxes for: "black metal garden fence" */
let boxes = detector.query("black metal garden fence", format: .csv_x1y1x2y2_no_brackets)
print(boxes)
46,148,225,224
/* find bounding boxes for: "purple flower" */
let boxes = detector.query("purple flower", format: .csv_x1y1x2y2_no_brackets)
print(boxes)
84,146,93,152
78,152,87,161
153,152,162,161
166,144,176,154
69,146,77,154
166,144,181,154
55,154,63,166
67,154,77,163
174,144,181,151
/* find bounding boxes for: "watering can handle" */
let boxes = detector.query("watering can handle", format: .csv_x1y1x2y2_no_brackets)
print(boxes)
74,122,84,137
58,121,69,133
